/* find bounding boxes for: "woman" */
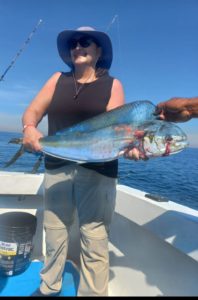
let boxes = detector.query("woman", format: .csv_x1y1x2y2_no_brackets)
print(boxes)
23,26,129,296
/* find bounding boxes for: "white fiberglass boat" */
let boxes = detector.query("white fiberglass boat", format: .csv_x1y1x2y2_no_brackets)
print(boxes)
0,171,197,296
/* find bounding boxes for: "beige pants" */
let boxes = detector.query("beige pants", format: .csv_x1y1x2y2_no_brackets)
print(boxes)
40,164,117,296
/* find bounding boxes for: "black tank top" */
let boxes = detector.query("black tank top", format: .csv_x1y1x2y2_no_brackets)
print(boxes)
44,72,118,178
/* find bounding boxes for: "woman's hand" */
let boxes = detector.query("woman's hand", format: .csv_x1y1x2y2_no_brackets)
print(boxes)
121,129,148,161
123,147,148,161
23,127,44,152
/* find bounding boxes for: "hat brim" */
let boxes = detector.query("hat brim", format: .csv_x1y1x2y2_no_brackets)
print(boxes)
57,29,113,69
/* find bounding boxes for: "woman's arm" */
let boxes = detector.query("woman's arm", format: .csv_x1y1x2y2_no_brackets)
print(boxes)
22,72,61,151
106,78,125,110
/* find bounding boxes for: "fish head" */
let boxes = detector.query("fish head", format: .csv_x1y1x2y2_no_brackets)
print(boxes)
139,121,189,157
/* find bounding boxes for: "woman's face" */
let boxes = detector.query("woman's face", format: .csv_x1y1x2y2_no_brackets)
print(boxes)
69,35,101,68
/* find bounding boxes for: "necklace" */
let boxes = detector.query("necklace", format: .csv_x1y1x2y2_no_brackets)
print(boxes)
72,71,95,99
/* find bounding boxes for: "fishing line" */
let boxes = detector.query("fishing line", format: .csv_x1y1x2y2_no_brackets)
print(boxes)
106,14,119,32
105,14,123,79
0,19,43,82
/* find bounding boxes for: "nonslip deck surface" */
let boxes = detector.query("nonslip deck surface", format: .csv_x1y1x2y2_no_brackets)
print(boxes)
0,261,79,296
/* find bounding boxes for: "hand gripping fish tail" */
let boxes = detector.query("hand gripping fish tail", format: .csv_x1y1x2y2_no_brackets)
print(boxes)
4,137,43,173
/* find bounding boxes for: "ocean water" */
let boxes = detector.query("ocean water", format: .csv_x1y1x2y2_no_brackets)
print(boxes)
0,131,198,210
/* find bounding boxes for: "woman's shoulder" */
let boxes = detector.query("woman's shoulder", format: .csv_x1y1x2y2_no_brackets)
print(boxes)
107,75,124,90
48,71,72,85
46,71,62,83
112,77,123,86
50,71,72,79
61,71,72,77
98,72,114,83
97,74,124,91
101,73,122,85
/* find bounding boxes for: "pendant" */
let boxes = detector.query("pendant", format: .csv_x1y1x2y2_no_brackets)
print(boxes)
73,94,78,99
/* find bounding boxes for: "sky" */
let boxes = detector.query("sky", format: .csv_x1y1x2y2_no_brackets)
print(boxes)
0,0,198,147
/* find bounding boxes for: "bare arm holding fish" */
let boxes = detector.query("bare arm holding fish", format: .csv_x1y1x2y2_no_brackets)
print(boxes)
22,72,62,151
156,97,198,122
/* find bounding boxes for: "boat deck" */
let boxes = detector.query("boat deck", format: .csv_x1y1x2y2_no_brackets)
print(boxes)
0,260,79,296
0,172,198,296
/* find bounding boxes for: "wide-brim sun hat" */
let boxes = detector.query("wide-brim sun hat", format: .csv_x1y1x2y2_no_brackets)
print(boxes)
57,26,113,69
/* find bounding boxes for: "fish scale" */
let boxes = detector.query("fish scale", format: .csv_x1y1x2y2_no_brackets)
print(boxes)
40,118,188,162
41,124,137,162
56,100,157,135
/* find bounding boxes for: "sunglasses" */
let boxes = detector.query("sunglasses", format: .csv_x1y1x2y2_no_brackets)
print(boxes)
68,36,98,50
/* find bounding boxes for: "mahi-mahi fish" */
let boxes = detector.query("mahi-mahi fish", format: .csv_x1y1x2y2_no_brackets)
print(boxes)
4,100,188,170
40,120,188,162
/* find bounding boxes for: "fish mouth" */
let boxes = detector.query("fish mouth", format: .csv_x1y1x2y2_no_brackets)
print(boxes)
169,139,189,154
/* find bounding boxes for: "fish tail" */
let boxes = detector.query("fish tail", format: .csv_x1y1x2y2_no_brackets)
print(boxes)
8,138,23,145
4,145,25,168
31,154,44,173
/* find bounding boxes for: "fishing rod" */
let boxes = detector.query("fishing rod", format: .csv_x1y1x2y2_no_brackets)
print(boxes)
0,19,43,82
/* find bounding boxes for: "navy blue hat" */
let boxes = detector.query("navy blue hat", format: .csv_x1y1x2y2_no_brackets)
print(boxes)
57,26,113,69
